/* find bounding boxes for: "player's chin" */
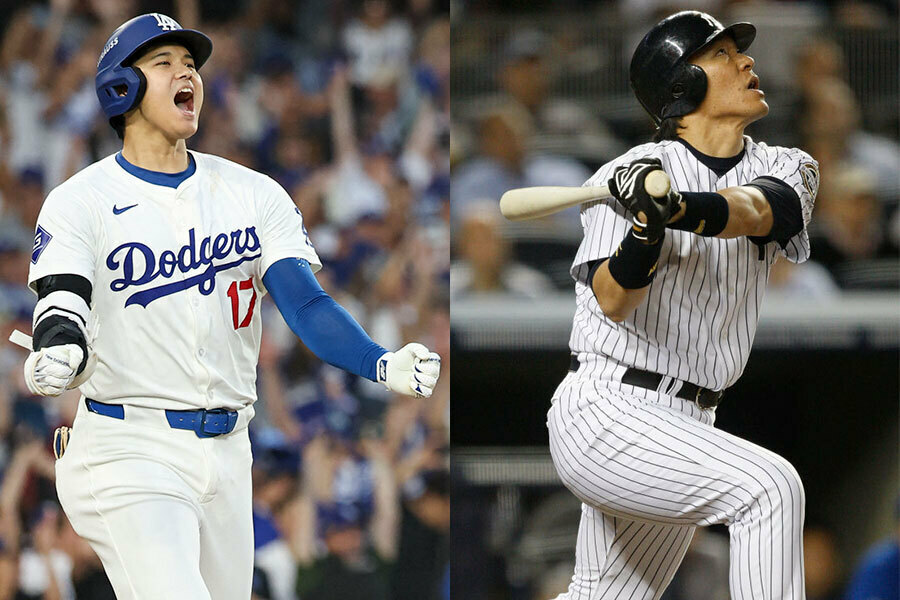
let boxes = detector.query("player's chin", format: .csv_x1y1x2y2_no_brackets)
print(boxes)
753,98,769,119
743,97,769,124
170,112,200,139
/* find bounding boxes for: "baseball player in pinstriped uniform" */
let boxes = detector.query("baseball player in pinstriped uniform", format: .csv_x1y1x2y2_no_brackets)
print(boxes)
547,12,819,600
21,14,440,599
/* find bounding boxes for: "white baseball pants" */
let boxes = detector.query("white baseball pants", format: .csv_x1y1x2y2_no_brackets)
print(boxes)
547,372,805,600
56,399,256,600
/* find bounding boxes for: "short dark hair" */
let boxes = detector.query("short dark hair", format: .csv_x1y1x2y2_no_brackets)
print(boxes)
110,115,125,140
653,117,683,142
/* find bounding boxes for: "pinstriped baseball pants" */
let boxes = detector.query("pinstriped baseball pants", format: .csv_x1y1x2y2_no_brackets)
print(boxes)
547,372,805,600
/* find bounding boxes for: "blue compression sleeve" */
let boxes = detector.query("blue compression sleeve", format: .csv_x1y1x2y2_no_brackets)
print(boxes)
262,258,387,381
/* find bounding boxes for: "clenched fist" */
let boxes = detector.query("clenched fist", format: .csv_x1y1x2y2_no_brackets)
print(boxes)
377,343,441,398
24,344,83,397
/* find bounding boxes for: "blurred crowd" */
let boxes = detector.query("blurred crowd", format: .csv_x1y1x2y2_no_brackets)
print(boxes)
0,0,450,599
450,0,900,301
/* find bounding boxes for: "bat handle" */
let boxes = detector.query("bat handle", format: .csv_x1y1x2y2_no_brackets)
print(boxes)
644,169,671,198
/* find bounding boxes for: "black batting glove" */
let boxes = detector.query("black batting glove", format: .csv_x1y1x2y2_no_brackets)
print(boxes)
608,157,681,244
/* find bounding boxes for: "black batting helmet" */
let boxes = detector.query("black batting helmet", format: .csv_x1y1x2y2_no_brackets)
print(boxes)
630,11,756,125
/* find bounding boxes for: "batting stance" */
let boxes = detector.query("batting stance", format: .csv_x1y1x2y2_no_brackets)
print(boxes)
547,12,818,600
23,14,440,600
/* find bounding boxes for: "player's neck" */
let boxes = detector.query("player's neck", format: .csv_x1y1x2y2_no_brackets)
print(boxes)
121,132,190,174
678,119,745,158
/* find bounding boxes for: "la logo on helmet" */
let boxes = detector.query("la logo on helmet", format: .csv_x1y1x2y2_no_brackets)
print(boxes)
151,13,181,31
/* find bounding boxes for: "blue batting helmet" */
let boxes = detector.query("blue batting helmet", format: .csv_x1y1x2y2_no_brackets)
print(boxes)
95,13,213,121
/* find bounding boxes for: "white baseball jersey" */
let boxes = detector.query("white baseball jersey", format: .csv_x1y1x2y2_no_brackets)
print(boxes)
569,136,818,390
548,136,816,600
29,150,320,411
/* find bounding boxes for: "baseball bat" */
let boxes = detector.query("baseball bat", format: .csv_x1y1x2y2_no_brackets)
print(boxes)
499,169,671,221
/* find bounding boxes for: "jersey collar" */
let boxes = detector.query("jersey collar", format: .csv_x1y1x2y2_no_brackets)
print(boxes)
676,138,745,178
115,152,197,188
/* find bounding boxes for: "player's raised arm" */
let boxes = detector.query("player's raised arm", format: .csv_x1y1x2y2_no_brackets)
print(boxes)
610,159,816,248
666,180,804,241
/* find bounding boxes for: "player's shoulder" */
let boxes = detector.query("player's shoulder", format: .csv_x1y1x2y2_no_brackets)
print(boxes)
191,151,285,196
611,140,685,166
43,154,119,207
191,151,272,183
745,136,817,166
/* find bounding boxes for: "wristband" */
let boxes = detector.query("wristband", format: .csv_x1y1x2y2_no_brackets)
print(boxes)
607,229,664,289
669,192,729,237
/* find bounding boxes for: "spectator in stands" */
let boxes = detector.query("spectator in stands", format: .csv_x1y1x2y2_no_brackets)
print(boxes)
766,258,840,299
292,432,398,600
808,165,898,287
451,101,590,225
794,38,845,103
342,0,413,89
252,437,303,600
799,77,900,202
451,202,554,299
392,468,449,600
496,28,618,162
803,523,844,600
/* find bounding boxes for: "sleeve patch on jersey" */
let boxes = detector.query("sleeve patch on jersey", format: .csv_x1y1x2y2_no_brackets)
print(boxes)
31,225,52,265
800,163,819,198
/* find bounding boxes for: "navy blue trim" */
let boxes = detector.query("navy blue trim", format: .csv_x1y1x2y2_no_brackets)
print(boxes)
676,138,745,177
115,152,196,188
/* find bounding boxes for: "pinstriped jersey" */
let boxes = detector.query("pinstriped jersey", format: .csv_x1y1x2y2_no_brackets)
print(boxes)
569,136,818,390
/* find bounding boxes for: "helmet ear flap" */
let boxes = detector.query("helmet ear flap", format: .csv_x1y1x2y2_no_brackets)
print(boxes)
130,66,147,112
96,64,146,119
659,62,708,121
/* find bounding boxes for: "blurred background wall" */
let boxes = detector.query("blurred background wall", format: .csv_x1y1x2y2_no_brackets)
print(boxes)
450,1,899,599
0,1,450,599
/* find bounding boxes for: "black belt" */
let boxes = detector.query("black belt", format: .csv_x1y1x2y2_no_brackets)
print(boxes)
568,356,723,409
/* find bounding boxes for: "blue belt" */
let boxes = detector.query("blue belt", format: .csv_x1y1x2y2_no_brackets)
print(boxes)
85,398,239,438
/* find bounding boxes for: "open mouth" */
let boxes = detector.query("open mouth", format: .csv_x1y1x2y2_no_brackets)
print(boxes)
174,87,195,114
747,76,760,91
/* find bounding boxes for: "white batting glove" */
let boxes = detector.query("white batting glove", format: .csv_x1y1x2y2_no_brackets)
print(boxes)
377,343,441,398
24,344,83,397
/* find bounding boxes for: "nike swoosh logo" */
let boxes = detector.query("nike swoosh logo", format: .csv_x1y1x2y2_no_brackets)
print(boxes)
112,204,138,215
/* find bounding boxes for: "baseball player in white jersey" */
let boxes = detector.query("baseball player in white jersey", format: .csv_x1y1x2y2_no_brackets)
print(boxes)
20,14,441,600
546,12,819,600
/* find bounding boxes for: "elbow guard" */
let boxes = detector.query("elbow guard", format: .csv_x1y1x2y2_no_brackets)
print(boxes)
747,176,802,246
